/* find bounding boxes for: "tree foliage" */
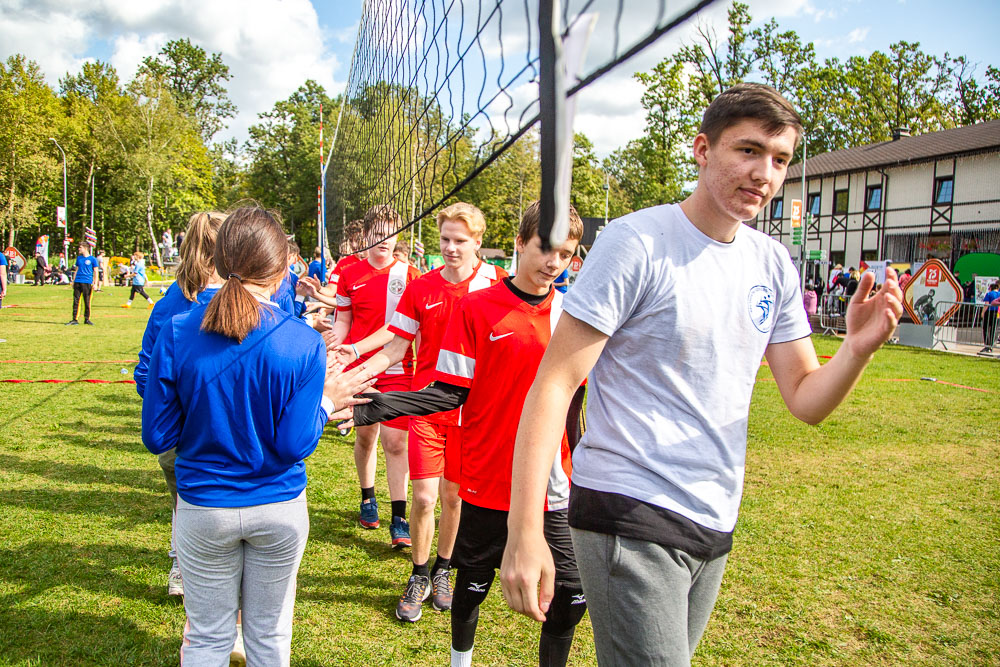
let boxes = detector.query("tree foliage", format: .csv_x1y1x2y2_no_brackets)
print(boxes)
0,8,996,262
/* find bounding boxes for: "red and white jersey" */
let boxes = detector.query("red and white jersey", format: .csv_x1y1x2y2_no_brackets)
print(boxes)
337,258,421,377
434,282,571,512
329,255,361,286
388,261,507,425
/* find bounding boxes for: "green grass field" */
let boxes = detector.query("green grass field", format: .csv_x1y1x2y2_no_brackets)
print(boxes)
0,283,997,666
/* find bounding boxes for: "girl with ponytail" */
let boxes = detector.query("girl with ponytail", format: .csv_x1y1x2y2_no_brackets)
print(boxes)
134,210,226,603
142,206,374,666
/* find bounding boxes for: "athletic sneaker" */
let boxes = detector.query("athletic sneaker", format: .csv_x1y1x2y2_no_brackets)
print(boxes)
390,516,411,549
66,320,79,325
230,622,246,666
167,560,183,596
84,320,94,325
359,498,380,529
121,303,131,308
431,567,453,611
395,574,430,622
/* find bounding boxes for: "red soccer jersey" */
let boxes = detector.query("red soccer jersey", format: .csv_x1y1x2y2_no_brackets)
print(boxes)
329,255,361,286
434,282,571,512
388,261,507,424
337,259,421,377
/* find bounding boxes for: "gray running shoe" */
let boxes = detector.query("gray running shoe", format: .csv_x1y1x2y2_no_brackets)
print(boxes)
431,567,453,611
395,574,430,622
167,560,184,596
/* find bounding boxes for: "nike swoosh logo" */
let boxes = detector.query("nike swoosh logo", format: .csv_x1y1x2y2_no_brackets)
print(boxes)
489,332,514,341
352,283,367,290
425,301,443,309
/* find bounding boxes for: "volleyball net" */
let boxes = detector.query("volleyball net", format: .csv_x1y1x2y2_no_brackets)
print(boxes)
323,0,717,255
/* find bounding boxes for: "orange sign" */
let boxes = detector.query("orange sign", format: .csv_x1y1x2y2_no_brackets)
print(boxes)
901,258,963,325
4,246,25,272
790,199,802,228
569,256,583,272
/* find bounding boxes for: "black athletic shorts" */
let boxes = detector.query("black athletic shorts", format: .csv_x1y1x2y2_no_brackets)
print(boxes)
453,503,579,584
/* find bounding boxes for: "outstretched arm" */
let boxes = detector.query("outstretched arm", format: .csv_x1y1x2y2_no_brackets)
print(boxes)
500,313,608,622
766,268,903,425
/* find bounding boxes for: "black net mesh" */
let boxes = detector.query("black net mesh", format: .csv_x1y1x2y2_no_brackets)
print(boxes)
325,0,717,251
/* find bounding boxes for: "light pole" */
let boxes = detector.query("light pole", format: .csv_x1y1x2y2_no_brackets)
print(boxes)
49,138,68,249
603,172,610,225
799,125,823,291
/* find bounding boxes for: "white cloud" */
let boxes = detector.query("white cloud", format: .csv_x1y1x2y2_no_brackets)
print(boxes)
0,0,343,143
847,27,870,44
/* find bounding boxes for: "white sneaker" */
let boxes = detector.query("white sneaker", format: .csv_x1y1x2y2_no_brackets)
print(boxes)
230,623,246,667
167,560,184,596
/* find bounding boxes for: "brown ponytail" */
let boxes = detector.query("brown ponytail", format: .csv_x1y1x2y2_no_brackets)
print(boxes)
175,211,226,301
201,206,288,342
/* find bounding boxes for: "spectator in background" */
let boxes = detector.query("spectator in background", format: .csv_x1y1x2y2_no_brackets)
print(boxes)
845,269,860,299
393,242,410,264
803,281,818,316
58,252,67,271
122,251,155,309
0,252,7,311
175,230,185,253
162,228,174,259
67,243,99,325
981,281,1000,353
553,268,570,294
309,247,325,281
33,252,47,286
95,250,107,291
898,269,912,290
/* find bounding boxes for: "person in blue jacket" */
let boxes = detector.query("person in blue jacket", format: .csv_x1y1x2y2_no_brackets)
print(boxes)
142,206,375,666
273,239,308,318
67,243,99,325
135,211,227,601
122,251,155,308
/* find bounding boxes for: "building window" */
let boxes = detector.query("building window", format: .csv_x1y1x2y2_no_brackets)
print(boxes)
934,176,953,205
808,193,821,217
865,184,882,211
771,198,783,220
834,189,849,215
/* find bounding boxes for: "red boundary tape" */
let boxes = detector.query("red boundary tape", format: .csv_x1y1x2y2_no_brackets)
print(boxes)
0,379,136,384
0,360,137,364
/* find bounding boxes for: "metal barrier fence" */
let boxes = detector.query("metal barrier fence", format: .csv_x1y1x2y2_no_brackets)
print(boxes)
929,300,1000,352
818,293,848,335
816,294,1000,354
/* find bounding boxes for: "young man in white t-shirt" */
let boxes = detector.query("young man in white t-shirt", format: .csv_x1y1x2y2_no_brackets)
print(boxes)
499,83,904,664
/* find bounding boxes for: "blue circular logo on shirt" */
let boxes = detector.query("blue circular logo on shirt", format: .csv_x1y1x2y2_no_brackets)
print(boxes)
747,285,776,333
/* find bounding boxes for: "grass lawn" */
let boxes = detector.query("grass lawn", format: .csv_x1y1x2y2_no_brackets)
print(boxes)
0,283,997,666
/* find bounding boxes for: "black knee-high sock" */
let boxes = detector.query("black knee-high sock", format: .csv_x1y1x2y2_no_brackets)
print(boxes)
451,569,494,651
539,582,587,667
391,500,407,520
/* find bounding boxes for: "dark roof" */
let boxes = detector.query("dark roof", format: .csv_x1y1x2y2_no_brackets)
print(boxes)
785,119,1000,181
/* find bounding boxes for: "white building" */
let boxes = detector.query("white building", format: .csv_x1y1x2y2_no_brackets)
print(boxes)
751,120,1000,284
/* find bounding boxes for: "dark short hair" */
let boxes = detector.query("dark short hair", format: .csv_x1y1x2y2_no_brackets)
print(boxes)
700,82,802,147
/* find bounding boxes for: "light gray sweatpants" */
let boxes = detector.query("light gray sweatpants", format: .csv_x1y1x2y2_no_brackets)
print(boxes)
175,491,309,667
571,528,728,667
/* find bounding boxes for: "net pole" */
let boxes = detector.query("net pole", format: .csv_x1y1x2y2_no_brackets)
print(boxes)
538,0,566,252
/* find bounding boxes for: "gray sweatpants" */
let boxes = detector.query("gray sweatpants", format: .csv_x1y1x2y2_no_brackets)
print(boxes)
571,528,728,667
175,491,309,667
157,448,178,560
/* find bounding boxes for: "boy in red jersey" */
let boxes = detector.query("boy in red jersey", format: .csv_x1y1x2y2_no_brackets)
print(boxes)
329,205,421,547
334,203,506,622
350,202,586,667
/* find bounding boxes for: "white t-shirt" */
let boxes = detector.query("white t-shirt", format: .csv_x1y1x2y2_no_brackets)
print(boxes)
564,204,811,532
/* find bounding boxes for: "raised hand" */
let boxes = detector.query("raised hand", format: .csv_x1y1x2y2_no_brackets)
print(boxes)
845,267,903,358
331,343,358,366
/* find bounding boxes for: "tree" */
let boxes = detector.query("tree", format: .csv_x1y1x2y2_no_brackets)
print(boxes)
0,55,61,246
101,72,198,266
139,38,236,142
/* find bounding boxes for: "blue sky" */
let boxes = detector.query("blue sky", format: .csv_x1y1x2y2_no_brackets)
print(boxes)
1,0,996,157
